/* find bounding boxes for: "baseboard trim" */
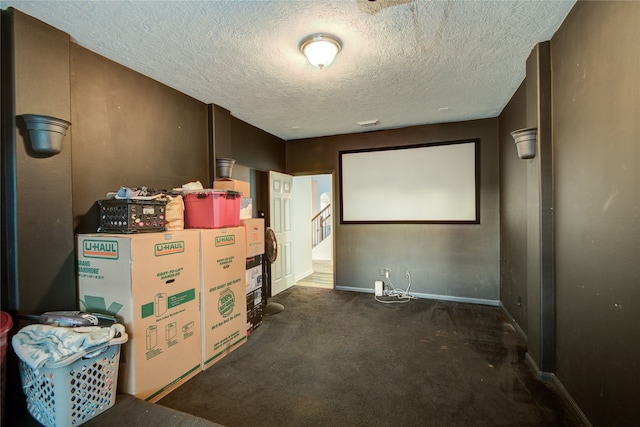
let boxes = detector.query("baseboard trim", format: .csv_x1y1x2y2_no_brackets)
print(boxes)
412,292,500,306
524,352,554,381
334,286,499,306
551,374,593,427
295,268,314,283
335,286,375,294
498,302,528,344
525,354,592,426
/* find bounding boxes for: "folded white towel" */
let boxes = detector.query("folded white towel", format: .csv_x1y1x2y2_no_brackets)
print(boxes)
12,323,127,370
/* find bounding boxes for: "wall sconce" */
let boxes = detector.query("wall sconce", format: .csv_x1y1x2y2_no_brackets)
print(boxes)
299,33,342,69
511,127,537,159
20,114,71,155
216,158,235,178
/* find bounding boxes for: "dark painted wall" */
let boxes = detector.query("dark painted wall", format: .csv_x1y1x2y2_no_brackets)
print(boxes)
230,114,286,223
1,8,285,316
500,42,555,377
287,120,501,302
230,115,285,174
5,3,639,426
525,42,555,375
551,2,639,425
0,9,287,305
1,8,286,421
210,104,285,177
1,9,75,313
70,44,209,234
210,105,285,222
498,81,527,334
1,9,77,421
499,2,640,425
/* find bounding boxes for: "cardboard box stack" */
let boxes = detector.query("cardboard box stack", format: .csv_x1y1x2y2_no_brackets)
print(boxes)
241,218,265,334
199,227,248,370
245,255,263,334
77,231,202,402
76,176,266,400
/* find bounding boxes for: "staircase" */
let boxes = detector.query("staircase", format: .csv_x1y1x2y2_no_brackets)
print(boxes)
311,203,331,248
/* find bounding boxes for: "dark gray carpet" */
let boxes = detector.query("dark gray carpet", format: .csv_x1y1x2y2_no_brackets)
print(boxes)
84,395,223,427
4,391,223,427
158,286,583,427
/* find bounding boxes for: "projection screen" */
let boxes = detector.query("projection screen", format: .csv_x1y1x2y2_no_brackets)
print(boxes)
339,139,479,224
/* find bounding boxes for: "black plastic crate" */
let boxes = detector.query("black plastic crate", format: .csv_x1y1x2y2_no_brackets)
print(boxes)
98,199,167,233
246,288,263,333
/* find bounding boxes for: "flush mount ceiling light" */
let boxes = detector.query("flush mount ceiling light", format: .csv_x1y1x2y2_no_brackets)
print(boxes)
299,33,342,69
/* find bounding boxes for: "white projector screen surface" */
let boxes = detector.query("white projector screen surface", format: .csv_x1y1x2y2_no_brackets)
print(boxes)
339,140,479,223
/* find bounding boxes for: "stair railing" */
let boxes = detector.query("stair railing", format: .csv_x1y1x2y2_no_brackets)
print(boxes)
312,204,331,248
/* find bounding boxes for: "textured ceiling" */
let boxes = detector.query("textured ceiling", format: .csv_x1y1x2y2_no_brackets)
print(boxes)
1,0,575,141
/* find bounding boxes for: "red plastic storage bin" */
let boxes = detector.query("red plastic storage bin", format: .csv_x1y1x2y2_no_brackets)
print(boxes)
183,190,241,229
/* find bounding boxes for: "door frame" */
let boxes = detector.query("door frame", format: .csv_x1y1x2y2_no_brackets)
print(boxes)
292,172,335,287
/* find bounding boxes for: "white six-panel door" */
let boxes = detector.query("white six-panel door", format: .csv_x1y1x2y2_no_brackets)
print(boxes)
269,171,294,296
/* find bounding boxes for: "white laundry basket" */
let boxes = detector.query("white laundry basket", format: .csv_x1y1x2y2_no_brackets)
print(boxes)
18,334,127,427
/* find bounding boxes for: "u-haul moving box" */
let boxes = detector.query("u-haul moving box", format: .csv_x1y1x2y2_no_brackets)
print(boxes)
77,231,202,402
199,227,247,370
240,218,264,257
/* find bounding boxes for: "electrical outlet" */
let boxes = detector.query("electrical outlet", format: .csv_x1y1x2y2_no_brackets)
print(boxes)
375,280,384,296
405,271,410,279
384,268,390,279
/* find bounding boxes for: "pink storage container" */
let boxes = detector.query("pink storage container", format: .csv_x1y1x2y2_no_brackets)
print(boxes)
183,189,241,229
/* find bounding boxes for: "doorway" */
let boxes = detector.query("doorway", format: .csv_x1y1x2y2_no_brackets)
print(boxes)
292,173,334,289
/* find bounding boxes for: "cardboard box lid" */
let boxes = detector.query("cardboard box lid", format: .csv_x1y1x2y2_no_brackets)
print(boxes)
213,179,250,197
